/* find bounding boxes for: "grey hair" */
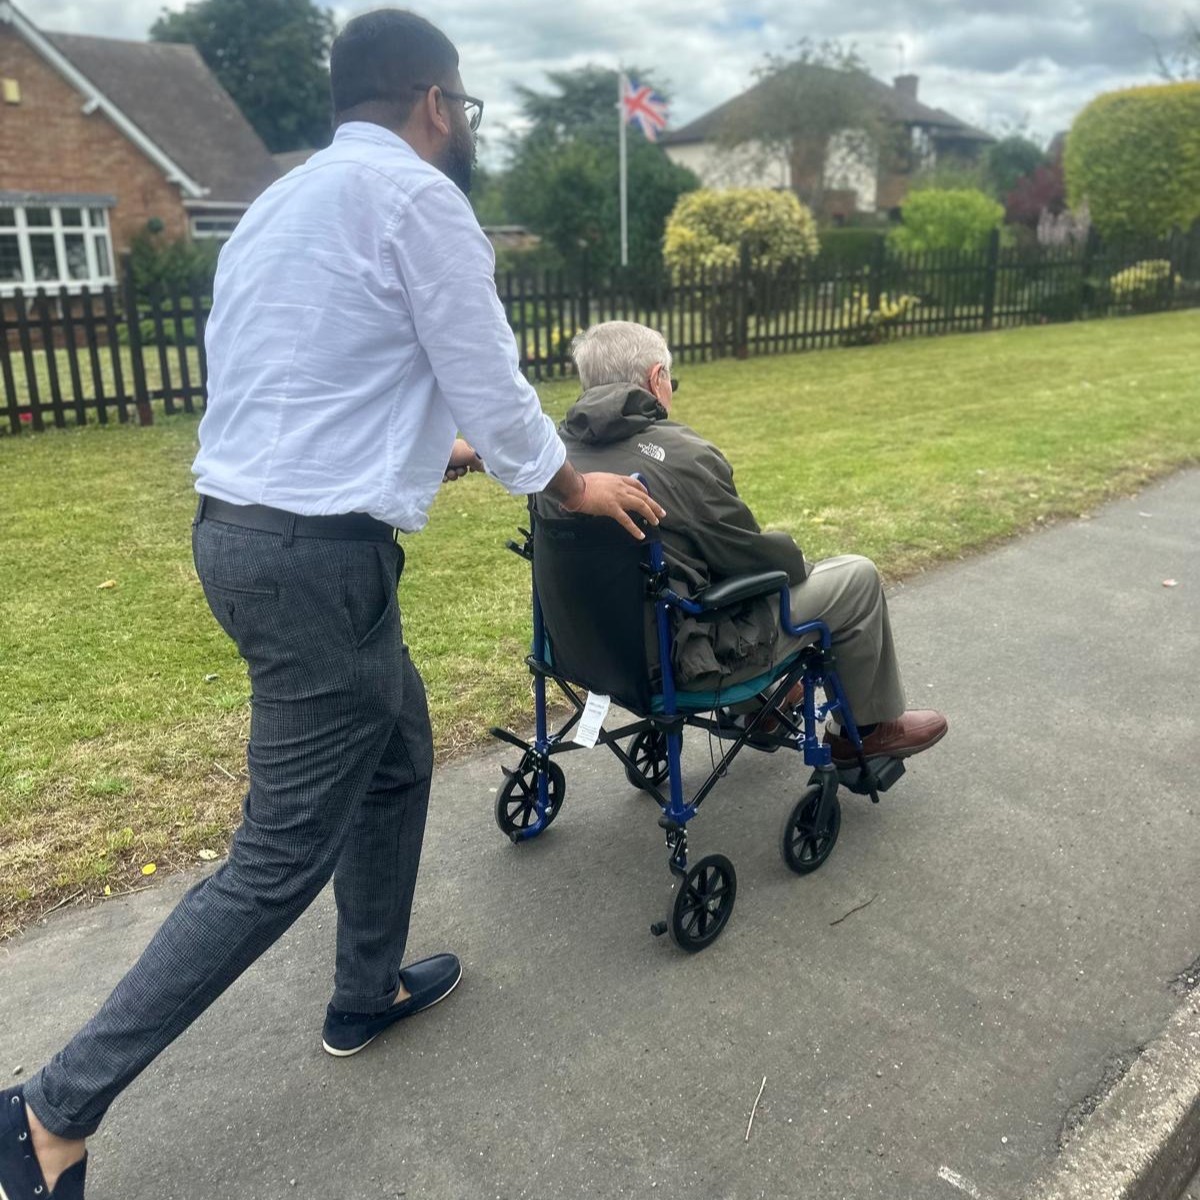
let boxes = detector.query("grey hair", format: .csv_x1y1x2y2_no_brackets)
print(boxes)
570,321,672,391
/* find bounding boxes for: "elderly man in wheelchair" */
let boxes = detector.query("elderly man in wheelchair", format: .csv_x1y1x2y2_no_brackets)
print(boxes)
491,320,947,952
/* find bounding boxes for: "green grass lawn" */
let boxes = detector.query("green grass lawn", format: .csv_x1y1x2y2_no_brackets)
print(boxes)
2,310,1198,937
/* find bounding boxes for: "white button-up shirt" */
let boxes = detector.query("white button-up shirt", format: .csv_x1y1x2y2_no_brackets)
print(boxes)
192,122,565,531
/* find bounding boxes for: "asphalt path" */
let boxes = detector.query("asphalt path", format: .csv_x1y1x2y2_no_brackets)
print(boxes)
3,471,1198,1199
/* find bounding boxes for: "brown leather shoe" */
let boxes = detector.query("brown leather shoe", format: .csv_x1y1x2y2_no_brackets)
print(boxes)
824,710,948,765
760,679,805,734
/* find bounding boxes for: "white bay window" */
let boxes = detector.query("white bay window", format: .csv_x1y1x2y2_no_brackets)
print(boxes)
0,197,116,293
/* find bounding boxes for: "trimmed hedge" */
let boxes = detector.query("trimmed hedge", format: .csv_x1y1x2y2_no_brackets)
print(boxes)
819,227,884,266
1064,83,1200,240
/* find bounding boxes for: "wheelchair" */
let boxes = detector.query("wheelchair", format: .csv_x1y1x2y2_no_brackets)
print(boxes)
489,489,908,953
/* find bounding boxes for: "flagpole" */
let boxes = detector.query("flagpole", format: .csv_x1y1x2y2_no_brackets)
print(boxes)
618,72,628,268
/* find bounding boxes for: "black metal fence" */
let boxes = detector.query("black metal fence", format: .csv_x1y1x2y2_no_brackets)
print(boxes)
3,226,1199,434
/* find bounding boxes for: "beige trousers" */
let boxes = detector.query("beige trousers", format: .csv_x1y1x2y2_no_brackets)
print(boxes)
724,555,907,726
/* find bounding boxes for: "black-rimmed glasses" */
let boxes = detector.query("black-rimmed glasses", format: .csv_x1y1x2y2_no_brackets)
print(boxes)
412,84,484,132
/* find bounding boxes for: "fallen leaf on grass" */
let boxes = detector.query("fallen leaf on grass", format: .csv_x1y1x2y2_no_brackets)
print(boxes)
141,863,157,876
103,886,112,897
203,673,220,683
97,580,117,590
198,849,219,862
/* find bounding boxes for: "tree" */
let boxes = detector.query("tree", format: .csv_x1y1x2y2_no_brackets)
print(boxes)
1005,162,1066,228
981,135,1045,200
502,67,699,276
1154,14,1200,80
151,0,336,153
1064,82,1200,239
715,41,892,212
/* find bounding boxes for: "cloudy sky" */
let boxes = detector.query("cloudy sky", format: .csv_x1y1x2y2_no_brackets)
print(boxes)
26,0,1196,153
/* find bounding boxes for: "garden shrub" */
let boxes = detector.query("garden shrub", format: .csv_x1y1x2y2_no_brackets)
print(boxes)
818,227,884,267
127,226,221,300
1108,259,1181,310
1064,83,1200,240
663,189,820,274
887,188,1004,255
841,291,920,345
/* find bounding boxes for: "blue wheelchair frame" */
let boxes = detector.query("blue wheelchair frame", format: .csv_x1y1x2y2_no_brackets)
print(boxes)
490,486,906,948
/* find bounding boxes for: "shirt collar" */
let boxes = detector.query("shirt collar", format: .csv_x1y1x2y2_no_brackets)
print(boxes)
333,121,418,157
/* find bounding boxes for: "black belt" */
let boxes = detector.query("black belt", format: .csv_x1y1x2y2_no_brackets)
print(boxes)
195,496,395,543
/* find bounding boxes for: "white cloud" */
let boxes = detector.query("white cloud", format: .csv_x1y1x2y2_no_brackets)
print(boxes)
24,0,1190,153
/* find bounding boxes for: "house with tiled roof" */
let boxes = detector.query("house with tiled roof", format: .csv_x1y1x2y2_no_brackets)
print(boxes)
0,0,278,294
661,69,994,219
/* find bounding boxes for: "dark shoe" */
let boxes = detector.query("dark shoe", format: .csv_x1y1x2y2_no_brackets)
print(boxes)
824,710,948,765
0,1086,88,1199
322,953,462,1058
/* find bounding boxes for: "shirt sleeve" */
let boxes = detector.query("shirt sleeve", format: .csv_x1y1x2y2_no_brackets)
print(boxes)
387,178,565,494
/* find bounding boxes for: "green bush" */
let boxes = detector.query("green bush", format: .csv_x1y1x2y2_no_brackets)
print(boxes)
663,189,820,273
1064,83,1200,240
128,226,220,300
819,227,884,266
492,241,567,279
888,188,1005,254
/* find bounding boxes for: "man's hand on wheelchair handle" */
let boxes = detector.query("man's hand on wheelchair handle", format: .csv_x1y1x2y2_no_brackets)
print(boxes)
444,437,485,482
566,472,666,539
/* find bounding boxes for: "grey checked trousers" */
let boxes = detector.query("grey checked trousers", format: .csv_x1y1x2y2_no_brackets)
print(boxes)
26,516,433,1140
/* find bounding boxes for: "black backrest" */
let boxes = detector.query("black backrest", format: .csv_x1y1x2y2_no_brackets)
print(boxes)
532,511,657,713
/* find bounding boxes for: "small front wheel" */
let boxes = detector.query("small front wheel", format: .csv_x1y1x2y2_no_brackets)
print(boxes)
669,853,737,952
781,784,840,875
495,760,565,840
624,729,670,792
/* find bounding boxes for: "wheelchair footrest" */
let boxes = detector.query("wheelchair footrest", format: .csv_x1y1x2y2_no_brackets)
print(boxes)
837,756,906,796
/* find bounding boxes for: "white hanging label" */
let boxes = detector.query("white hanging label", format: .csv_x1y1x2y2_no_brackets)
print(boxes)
574,692,611,748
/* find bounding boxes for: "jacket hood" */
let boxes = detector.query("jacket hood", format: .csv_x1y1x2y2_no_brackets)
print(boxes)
559,384,667,445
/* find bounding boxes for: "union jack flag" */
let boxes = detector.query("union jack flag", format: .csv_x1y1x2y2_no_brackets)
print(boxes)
621,75,668,142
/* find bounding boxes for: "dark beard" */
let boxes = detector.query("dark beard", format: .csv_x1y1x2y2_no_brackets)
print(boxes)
440,119,475,196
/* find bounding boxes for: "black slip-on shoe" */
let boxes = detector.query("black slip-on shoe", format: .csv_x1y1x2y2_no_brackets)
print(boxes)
0,1087,88,1200
322,953,462,1058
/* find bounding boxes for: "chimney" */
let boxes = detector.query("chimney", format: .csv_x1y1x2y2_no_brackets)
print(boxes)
893,74,918,102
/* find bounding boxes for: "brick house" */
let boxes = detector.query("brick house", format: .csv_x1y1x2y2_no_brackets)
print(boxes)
0,0,278,295
661,69,993,220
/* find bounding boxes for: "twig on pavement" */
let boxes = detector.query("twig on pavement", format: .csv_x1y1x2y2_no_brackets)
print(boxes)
745,1075,767,1142
829,893,879,926
38,889,84,921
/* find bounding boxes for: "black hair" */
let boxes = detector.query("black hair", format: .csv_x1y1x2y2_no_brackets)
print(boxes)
330,9,459,121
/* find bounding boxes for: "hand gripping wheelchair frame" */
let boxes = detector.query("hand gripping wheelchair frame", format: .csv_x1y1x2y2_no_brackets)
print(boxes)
489,489,907,953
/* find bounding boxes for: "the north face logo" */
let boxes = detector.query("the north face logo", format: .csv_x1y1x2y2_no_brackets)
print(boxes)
637,442,666,462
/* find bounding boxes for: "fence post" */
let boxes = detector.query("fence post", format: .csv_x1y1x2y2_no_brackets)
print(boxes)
867,235,885,313
578,245,591,331
121,255,154,425
735,239,752,359
1078,226,1100,317
982,227,1001,330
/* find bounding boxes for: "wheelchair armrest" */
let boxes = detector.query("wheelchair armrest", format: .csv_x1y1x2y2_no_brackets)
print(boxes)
692,570,789,612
